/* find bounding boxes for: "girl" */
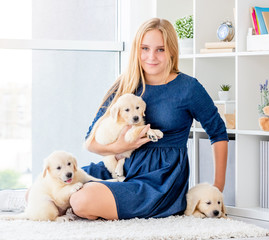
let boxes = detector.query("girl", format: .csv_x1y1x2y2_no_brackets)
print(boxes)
70,18,228,220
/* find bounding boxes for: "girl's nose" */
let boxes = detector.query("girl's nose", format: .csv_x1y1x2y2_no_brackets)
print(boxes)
148,50,156,60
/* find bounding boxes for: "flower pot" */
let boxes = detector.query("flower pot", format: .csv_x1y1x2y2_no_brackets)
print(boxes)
178,38,193,55
259,116,269,131
218,91,230,101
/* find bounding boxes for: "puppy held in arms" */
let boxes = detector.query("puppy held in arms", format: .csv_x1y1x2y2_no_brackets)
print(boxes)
0,151,112,222
88,93,163,181
184,183,227,218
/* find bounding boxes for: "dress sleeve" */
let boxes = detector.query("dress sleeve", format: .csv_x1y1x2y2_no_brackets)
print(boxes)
85,93,115,139
189,79,229,144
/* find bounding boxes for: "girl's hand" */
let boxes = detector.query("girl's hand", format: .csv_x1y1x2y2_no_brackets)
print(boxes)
113,124,151,156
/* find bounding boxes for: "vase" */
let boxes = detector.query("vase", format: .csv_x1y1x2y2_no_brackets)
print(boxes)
218,91,230,101
259,116,269,131
178,38,193,55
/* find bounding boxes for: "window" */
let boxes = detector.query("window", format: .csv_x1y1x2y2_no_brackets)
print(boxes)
0,0,122,187
0,0,32,189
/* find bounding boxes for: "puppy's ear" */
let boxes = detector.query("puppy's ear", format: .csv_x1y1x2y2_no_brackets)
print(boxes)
140,98,146,117
72,157,78,172
221,201,227,217
42,158,49,178
184,194,200,216
110,103,119,122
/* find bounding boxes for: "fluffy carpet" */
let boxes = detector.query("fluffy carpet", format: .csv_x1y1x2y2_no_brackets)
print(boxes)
0,215,268,240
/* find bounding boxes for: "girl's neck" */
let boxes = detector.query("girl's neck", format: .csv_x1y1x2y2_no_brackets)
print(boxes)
145,72,178,85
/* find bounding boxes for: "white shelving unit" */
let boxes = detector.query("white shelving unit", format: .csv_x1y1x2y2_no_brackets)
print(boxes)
155,0,269,228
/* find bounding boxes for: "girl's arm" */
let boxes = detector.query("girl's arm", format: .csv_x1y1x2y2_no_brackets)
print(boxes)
212,140,228,192
85,125,151,156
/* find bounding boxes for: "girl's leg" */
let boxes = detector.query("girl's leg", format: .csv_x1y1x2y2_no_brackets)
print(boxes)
70,182,118,220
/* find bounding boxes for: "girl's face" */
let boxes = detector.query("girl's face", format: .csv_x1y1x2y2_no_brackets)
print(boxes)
140,29,169,84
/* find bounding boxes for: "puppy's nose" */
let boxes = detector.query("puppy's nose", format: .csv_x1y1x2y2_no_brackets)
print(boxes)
133,116,139,122
66,172,72,179
213,210,219,216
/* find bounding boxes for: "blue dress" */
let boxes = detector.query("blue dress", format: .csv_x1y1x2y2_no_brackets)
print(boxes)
83,73,228,219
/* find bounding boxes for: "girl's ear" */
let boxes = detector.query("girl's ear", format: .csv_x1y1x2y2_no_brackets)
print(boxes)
110,103,119,122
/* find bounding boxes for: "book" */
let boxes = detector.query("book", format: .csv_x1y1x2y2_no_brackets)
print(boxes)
250,7,259,35
255,7,261,34
200,48,235,54
262,11,269,33
254,6,269,34
205,41,235,49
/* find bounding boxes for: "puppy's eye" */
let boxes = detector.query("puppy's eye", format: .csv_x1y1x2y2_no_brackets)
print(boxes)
57,166,61,170
136,106,139,110
67,162,71,166
206,201,211,205
218,201,221,204
125,108,130,112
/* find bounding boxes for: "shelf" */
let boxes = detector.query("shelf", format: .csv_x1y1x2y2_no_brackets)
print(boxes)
195,52,236,58
158,0,269,225
179,51,269,59
191,128,269,136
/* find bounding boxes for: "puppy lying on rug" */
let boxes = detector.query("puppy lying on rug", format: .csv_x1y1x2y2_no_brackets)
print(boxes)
0,151,113,222
88,93,163,181
184,183,227,218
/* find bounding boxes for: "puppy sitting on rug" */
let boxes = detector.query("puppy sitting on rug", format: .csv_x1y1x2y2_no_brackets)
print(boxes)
86,93,163,181
184,183,227,218
0,151,114,222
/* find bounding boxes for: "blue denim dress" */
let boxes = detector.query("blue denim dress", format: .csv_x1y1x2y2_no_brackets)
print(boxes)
83,73,228,219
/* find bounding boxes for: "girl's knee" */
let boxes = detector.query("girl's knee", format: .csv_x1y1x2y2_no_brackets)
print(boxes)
69,184,99,219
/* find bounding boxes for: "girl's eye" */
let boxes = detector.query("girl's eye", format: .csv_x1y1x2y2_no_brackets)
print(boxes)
142,47,149,51
158,48,165,52
206,201,211,205
67,162,71,166
125,108,130,112
57,166,61,170
136,106,139,110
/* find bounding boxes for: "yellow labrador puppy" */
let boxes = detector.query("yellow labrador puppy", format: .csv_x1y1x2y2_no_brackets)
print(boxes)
92,93,163,181
184,183,227,218
0,151,108,222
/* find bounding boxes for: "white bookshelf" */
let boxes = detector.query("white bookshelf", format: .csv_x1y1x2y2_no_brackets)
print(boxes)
155,0,269,228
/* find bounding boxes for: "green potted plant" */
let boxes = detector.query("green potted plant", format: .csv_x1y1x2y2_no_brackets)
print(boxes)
174,15,193,55
218,84,231,101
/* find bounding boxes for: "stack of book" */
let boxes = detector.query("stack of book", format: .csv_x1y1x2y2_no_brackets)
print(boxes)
250,6,269,35
200,41,235,54
260,141,269,208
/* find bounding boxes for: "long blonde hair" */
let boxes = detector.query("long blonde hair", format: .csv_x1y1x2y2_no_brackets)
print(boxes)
86,18,179,144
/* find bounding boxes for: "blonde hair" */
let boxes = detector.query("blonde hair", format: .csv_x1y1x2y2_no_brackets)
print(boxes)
85,18,179,145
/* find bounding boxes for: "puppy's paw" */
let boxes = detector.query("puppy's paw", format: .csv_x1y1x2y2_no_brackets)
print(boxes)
154,129,163,139
147,129,158,142
56,215,75,222
71,182,83,193
193,211,206,218
117,176,126,182
66,208,80,220
115,166,124,178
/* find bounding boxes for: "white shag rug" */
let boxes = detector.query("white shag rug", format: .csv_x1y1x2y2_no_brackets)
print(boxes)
0,215,269,240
